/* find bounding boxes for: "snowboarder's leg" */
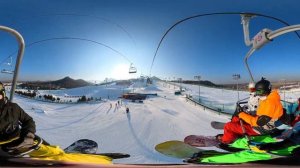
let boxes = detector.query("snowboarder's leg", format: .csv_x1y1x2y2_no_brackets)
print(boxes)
222,120,259,144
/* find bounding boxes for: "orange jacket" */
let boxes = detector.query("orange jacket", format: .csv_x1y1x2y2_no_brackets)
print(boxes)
238,90,283,127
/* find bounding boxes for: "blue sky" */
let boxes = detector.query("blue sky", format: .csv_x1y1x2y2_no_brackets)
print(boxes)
0,0,300,84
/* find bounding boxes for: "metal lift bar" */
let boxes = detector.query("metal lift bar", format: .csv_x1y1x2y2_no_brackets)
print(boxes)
0,26,25,102
240,15,300,82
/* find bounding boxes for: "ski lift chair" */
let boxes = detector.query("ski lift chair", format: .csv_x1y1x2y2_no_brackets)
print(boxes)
129,63,137,74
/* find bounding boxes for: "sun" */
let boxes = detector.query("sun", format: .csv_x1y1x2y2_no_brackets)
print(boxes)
111,63,135,80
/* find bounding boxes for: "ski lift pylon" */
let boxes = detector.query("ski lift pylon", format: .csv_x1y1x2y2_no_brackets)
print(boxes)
129,63,137,74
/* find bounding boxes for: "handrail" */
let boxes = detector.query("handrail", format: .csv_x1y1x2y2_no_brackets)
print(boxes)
242,22,300,82
0,26,25,102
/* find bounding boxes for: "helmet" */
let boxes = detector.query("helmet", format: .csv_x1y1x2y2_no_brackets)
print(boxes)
248,82,256,92
255,77,271,96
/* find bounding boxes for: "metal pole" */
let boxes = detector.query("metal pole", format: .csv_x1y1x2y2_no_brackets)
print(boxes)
233,74,240,101
284,80,286,102
105,78,109,99
178,78,182,91
173,77,175,89
237,80,239,101
194,75,201,102
281,79,286,102
0,26,25,102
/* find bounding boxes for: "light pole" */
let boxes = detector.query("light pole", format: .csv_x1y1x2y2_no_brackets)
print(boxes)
165,77,167,87
194,75,201,102
280,79,286,102
232,74,240,101
105,78,109,99
178,78,182,91
173,77,175,90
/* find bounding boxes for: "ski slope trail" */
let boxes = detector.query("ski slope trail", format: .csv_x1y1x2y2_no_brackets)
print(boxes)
13,83,231,164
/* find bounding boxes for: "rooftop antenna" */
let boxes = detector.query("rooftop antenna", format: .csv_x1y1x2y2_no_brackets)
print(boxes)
241,14,300,82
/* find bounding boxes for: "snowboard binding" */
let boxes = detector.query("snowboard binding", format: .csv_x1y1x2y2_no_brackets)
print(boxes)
4,135,43,157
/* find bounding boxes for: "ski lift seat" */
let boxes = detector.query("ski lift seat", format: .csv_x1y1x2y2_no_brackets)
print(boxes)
129,64,137,73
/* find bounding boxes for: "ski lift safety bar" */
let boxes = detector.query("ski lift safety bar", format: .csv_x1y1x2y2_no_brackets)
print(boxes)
0,26,25,102
241,15,300,82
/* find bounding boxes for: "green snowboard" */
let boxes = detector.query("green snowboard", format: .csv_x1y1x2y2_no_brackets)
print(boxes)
155,136,298,164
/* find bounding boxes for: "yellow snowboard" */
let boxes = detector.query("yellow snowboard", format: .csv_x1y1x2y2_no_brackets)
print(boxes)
155,140,201,158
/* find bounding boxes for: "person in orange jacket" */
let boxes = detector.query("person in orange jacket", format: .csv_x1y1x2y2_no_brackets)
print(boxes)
239,77,283,134
221,78,284,144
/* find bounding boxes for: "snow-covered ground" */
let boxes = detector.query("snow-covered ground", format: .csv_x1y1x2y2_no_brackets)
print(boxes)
7,80,300,164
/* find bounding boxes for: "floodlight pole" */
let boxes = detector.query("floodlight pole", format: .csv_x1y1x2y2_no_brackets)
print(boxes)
173,77,175,89
233,74,240,101
280,79,286,102
178,78,182,91
105,78,109,99
0,26,25,102
194,75,201,102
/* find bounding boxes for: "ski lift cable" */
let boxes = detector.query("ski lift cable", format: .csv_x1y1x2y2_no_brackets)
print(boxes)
149,12,300,76
46,13,137,47
3,37,133,63
0,56,13,67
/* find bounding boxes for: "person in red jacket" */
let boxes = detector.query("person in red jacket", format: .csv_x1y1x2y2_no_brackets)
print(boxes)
221,78,284,144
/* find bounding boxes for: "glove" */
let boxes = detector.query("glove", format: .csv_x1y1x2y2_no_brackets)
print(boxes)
233,104,244,116
257,140,289,151
7,132,35,150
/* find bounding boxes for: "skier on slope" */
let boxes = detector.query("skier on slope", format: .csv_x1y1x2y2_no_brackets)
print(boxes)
220,78,287,144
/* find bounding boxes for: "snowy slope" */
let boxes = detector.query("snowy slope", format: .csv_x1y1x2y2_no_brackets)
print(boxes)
10,81,300,164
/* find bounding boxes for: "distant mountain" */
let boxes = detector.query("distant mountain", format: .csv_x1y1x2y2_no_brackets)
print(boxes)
183,80,220,88
153,77,220,88
50,76,91,88
19,76,92,90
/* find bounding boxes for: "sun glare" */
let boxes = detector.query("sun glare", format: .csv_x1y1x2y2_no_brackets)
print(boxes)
111,64,135,80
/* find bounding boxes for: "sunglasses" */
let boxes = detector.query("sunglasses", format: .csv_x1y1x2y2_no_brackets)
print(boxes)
255,89,266,96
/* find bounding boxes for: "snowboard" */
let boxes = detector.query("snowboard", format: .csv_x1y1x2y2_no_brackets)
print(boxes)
64,139,98,154
64,139,130,159
211,121,226,129
155,140,228,160
154,140,295,164
155,140,202,158
184,135,219,147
